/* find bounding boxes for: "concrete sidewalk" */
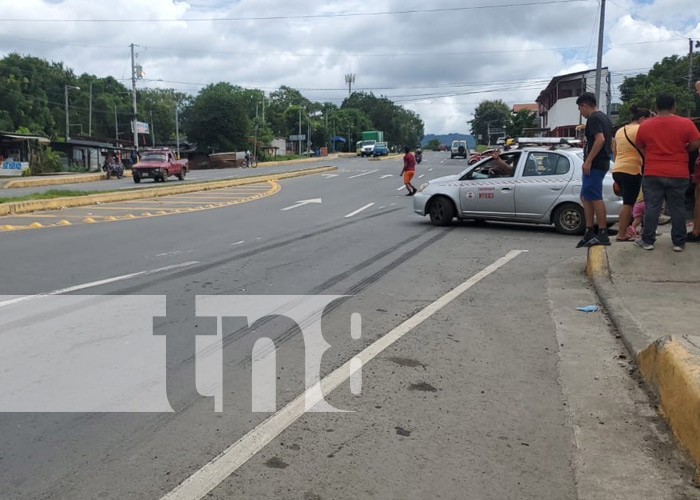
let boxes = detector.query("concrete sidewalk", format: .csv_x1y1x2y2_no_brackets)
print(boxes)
587,235,700,479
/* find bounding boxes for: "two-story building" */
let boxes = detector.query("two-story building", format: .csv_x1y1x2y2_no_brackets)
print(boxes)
536,68,611,138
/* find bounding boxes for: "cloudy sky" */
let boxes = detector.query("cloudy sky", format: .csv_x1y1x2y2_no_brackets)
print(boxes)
0,0,698,134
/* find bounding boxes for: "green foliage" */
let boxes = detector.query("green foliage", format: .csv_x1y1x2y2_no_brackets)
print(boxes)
470,100,512,144
31,145,64,174
181,82,249,152
0,189,91,204
0,54,427,156
619,53,700,119
340,92,424,148
426,138,441,150
506,109,538,138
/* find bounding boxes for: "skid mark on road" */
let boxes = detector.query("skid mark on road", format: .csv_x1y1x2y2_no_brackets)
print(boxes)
0,181,280,233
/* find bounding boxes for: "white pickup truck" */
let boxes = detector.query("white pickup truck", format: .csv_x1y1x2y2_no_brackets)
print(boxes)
360,140,376,157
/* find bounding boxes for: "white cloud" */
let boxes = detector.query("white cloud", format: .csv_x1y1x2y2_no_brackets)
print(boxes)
0,0,697,135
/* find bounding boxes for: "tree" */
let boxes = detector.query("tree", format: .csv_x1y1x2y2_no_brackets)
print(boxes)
506,109,538,138
426,138,441,151
619,53,700,119
470,100,511,145
182,83,249,153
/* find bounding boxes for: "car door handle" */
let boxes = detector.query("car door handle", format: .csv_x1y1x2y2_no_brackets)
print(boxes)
550,186,563,191
501,187,513,191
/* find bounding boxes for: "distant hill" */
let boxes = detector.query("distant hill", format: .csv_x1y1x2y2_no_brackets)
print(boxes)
422,133,476,148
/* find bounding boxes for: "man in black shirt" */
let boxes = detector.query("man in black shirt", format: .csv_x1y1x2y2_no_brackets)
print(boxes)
576,91,613,247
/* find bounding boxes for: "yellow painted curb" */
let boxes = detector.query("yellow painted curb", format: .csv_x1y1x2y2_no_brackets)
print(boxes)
585,245,608,279
0,166,336,216
637,337,700,480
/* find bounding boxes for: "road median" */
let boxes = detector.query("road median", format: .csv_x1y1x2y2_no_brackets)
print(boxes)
4,170,132,189
0,166,336,216
587,244,700,479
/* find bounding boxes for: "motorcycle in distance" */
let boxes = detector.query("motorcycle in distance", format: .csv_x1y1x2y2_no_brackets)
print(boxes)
415,146,423,164
102,156,124,180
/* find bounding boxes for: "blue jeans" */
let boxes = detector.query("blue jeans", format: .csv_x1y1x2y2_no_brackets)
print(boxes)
641,176,689,246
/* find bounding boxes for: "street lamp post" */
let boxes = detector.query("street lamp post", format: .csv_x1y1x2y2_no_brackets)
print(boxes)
64,85,81,141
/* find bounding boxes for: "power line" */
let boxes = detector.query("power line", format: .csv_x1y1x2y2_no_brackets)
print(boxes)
0,32,687,58
0,0,595,23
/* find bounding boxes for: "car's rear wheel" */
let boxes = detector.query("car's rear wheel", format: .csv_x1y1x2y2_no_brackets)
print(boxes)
161,170,168,182
177,168,185,181
428,196,455,226
133,173,141,184
553,203,585,235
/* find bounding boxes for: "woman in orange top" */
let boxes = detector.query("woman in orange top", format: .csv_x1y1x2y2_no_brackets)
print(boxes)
612,104,652,241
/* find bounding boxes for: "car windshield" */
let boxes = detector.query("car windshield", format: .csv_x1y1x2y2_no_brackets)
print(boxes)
141,154,167,162
362,140,376,146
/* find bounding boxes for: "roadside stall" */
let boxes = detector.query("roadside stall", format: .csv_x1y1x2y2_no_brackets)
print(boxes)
0,132,49,176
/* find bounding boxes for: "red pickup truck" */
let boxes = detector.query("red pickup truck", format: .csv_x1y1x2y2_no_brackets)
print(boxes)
132,148,188,183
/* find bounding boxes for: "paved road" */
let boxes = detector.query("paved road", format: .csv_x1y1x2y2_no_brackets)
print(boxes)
1,156,342,198
0,151,697,500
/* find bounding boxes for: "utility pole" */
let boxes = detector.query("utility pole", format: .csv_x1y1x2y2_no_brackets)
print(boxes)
594,0,606,108
345,73,355,97
89,80,93,137
175,105,180,159
261,91,265,124
254,104,258,165
130,43,139,150
150,110,155,147
298,106,302,155
114,105,118,140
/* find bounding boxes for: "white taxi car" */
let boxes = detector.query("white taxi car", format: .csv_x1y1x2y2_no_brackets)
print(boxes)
413,144,621,235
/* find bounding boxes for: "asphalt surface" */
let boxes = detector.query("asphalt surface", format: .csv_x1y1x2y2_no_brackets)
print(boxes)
1,152,698,500
2,157,337,198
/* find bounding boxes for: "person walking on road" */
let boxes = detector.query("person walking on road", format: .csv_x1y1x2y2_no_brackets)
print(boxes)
634,92,700,252
401,146,417,196
575,92,613,248
612,105,652,241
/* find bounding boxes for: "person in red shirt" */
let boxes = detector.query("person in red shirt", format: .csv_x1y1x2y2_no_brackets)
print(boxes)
401,146,417,196
635,92,700,251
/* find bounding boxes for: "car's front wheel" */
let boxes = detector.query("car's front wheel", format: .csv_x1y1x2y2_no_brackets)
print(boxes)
553,203,585,235
428,196,455,226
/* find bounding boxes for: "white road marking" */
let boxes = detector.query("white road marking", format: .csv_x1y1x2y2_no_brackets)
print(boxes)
397,186,406,191
348,170,379,179
390,203,397,206
0,261,200,309
380,174,393,179
158,250,527,500
344,203,375,218
230,241,245,247
418,174,425,179
429,168,433,171
321,174,339,178
155,250,193,258
281,199,322,211
378,206,386,210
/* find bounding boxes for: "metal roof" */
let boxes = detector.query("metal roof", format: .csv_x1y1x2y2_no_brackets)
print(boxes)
0,132,50,143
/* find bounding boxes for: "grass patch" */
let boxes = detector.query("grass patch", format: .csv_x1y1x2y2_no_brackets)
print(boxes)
0,189,97,204
262,154,313,162
475,144,491,153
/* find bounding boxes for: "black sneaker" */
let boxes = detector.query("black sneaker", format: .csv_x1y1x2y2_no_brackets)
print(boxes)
583,236,602,247
405,192,414,196
596,234,612,246
687,232,700,243
576,234,594,248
